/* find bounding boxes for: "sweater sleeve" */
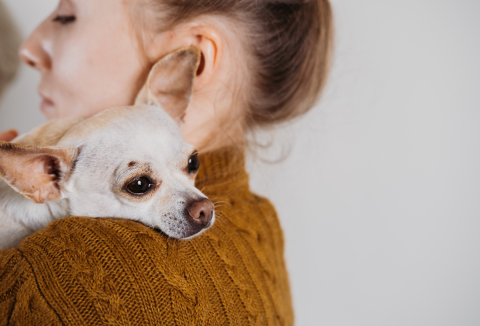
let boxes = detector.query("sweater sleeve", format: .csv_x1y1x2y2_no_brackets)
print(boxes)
0,248,62,326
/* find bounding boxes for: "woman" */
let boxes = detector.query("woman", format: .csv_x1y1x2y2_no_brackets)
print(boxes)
0,0,333,324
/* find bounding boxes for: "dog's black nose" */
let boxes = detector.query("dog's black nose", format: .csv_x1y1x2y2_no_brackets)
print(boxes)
187,198,214,226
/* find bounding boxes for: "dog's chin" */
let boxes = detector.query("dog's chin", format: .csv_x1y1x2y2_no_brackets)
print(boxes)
154,216,215,240
158,225,206,240
180,219,215,240
153,227,169,237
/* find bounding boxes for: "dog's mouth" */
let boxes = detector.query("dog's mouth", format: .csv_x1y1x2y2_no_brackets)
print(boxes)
153,227,168,237
153,227,208,240
152,210,215,240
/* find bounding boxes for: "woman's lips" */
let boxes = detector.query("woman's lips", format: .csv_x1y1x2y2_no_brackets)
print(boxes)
40,97,54,113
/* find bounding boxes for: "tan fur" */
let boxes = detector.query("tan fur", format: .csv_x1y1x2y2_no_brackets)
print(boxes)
135,46,201,124
0,142,78,204
15,117,86,147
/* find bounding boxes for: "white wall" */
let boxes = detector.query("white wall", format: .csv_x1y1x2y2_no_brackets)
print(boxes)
0,0,56,133
1,1,480,325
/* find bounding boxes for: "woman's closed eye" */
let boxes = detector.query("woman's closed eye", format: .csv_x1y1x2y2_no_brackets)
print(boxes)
52,15,76,25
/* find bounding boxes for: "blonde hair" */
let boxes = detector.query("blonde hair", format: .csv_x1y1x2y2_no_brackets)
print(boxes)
0,1,21,97
143,0,334,130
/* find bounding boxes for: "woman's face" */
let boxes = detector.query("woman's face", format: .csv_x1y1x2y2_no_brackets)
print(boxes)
20,0,149,120
20,0,247,151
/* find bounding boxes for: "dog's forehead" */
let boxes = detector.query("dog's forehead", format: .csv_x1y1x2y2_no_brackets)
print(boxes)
61,106,182,144
59,105,192,164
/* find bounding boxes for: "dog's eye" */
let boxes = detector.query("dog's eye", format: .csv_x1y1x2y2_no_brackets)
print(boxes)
187,152,200,174
126,177,154,195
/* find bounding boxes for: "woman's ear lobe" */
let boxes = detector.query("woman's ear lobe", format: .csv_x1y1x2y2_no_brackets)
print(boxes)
135,46,201,124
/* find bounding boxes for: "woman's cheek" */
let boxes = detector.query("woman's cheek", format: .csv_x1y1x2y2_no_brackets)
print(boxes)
48,16,146,119
50,36,120,118
47,32,90,118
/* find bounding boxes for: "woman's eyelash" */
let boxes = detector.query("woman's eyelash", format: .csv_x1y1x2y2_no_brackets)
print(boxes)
52,15,76,25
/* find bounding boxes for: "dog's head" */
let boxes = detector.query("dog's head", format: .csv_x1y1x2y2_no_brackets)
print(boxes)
0,47,215,239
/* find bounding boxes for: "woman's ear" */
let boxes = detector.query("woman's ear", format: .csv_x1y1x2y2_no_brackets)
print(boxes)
191,26,222,90
135,46,201,124
137,23,223,102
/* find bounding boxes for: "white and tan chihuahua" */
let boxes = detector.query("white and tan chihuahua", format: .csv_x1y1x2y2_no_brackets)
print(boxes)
0,47,215,250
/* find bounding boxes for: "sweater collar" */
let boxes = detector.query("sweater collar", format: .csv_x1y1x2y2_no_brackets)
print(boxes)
195,146,249,196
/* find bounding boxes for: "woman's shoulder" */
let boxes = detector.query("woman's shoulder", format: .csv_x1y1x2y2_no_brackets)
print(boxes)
1,145,294,324
1,213,294,325
226,190,285,244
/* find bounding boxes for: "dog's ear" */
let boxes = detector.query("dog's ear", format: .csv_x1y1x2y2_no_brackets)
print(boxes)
0,142,78,204
135,46,201,124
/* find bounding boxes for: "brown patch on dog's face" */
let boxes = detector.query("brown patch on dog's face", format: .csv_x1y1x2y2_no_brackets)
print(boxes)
115,162,161,203
0,142,78,204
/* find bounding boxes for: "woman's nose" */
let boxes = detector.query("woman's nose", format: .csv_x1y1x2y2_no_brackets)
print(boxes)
19,19,52,72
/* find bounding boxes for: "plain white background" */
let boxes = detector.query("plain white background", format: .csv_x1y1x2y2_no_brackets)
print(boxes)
1,1,480,325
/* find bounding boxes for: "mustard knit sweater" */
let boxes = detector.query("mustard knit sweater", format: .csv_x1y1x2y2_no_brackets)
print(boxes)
0,148,294,325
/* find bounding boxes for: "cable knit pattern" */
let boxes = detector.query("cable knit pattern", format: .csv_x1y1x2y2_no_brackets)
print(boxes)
0,147,294,325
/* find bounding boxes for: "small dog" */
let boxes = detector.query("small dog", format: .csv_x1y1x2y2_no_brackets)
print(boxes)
0,47,215,250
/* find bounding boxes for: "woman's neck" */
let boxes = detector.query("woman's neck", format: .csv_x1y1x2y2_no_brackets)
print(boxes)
182,91,246,153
